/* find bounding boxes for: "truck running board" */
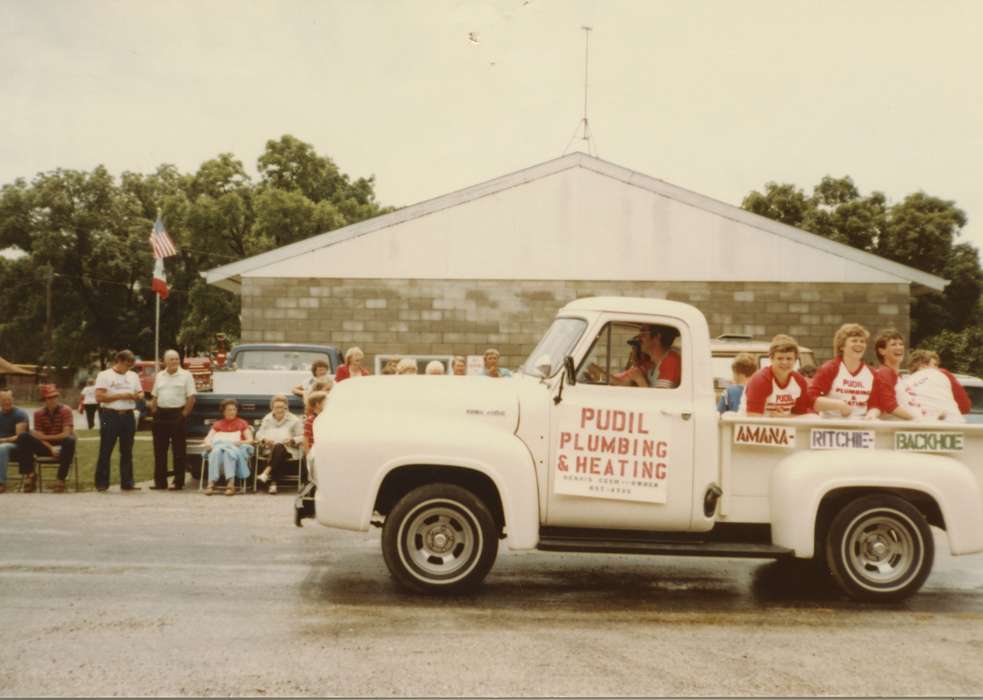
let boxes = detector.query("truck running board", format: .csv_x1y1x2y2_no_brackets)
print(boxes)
536,536,794,559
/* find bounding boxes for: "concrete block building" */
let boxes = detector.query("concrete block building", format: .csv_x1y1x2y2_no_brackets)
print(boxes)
205,153,946,370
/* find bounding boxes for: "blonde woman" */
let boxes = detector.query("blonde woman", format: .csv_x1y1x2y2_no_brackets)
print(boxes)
396,358,418,375
335,347,370,382
808,323,888,419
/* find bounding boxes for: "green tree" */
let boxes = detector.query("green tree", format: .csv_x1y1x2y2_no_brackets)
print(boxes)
742,177,980,353
0,135,391,366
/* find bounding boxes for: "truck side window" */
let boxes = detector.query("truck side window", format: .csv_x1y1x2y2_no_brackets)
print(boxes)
578,322,683,389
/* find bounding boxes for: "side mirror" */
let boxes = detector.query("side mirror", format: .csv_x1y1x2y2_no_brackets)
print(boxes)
563,355,576,386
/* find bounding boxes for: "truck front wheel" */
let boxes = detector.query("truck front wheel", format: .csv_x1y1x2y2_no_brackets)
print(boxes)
382,483,499,594
825,494,934,602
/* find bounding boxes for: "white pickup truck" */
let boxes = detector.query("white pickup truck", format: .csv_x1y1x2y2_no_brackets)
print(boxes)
301,297,983,601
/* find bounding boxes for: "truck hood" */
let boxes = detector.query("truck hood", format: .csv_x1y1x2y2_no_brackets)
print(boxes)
320,375,520,435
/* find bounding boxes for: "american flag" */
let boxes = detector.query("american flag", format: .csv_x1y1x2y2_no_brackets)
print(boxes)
149,216,177,259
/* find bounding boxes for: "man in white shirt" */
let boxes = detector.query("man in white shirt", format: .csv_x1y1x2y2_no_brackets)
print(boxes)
149,349,196,490
94,349,143,492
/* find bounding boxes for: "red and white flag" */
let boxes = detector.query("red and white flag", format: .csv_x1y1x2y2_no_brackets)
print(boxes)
149,216,177,259
152,258,169,300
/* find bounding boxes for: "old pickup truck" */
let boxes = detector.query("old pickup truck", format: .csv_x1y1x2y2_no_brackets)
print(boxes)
300,297,983,602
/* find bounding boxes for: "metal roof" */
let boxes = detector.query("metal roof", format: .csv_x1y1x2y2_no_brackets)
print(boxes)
204,152,948,294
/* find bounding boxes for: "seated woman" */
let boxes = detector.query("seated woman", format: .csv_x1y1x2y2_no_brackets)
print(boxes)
203,399,254,496
292,360,331,401
897,350,970,422
255,394,304,495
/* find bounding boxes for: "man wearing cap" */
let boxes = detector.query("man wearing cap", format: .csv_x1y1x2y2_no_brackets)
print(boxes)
15,385,77,493
94,349,143,492
149,349,196,490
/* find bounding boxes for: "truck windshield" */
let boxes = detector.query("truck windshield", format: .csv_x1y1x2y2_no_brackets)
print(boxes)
235,350,333,372
520,317,587,378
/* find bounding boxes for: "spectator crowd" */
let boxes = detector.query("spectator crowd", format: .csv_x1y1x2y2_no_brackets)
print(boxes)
0,345,514,494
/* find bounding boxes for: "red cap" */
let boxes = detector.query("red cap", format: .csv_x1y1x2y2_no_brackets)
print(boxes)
39,384,60,399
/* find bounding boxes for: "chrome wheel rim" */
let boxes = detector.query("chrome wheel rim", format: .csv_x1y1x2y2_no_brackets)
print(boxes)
843,509,921,591
398,499,481,583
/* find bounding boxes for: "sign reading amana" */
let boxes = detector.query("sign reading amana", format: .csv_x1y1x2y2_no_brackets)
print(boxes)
554,408,669,504
810,429,876,450
894,431,964,453
734,424,797,448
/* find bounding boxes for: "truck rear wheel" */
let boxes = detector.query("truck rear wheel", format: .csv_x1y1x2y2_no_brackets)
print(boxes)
382,483,498,594
825,494,934,602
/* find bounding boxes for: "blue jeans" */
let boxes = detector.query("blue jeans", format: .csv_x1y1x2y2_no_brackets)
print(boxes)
95,409,136,489
0,442,19,483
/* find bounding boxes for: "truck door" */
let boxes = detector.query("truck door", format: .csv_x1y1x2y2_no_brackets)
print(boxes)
545,317,696,530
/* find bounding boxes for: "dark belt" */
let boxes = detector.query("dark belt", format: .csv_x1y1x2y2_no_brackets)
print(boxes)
101,408,134,414
157,407,184,414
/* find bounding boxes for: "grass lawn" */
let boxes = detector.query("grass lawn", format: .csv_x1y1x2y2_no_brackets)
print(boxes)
70,429,157,490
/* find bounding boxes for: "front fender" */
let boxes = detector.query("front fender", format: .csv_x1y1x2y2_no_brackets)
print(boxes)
314,418,540,549
770,450,983,558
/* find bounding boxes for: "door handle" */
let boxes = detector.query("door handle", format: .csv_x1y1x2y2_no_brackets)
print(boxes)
660,409,692,421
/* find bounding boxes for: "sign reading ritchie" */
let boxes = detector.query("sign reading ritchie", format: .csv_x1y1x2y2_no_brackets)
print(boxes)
553,407,669,504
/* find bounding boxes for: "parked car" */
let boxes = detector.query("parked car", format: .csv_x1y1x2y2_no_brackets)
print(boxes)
955,374,983,424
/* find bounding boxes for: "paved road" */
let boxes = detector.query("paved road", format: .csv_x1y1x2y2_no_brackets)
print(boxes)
2,489,982,697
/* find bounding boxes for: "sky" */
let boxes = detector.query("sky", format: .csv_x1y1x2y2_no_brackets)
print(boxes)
2,0,982,255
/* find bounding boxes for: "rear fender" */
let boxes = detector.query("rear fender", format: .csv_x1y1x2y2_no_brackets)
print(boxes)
770,450,983,557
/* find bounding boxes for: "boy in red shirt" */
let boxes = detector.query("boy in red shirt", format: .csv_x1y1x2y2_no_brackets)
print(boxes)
741,335,813,416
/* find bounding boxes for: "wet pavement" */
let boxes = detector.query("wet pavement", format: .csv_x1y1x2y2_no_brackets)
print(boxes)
2,489,982,697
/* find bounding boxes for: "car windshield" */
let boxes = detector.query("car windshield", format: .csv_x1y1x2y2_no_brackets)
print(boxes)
520,317,587,378
235,350,332,372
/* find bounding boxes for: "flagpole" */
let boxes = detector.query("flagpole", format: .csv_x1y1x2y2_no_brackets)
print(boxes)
154,208,161,374
155,293,160,373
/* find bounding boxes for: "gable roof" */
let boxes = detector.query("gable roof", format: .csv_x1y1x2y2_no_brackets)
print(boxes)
204,152,947,293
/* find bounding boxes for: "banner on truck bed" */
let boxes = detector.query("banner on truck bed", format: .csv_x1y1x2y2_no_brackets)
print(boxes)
810,428,875,450
894,431,964,453
733,424,797,448
552,407,669,504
